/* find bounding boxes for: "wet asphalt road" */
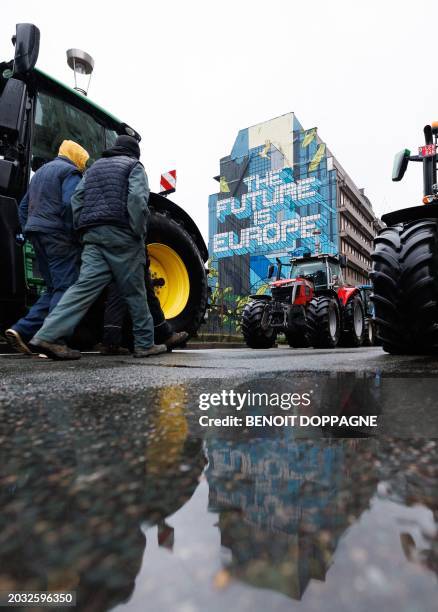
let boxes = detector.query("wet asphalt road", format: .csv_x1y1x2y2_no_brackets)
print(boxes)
1,346,438,400
0,347,437,612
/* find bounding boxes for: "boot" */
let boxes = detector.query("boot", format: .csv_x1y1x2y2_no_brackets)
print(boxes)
94,343,131,356
133,344,167,358
164,331,189,349
29,338,81,360
5,329,33,355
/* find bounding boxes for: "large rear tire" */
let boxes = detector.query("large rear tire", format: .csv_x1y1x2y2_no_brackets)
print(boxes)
241,300,277,349
371,219,438,354
308,295,341,348
147,211,208,338
370,225,403,353
341,294,365,347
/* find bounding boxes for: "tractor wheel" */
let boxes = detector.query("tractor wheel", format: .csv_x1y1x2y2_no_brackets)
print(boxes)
147,211,208,338
241,300,277,349
284,331,310,348
284,307,314,348
308,295,341,348
362,318,376,346
399,219,438,352
370,225,404,353
341,294,365,347
371,219,438,354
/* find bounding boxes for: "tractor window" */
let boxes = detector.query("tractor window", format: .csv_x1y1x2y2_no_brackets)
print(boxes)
329,262,344,286
32,92,106,170
291,261,328,289
105,128,118,148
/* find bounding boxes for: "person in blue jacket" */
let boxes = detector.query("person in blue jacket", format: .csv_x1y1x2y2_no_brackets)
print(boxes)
6,140,89,355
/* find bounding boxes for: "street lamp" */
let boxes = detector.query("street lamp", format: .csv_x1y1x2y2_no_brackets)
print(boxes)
66,48,94,96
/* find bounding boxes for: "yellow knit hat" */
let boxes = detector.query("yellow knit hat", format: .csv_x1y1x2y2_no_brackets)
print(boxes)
58,140,90,172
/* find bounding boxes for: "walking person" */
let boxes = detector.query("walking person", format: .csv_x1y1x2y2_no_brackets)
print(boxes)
97,251,188,355
29,135,167,360
6,140,89,354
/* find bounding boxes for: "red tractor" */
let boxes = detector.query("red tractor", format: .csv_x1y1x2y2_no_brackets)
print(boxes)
241,253,366,349
371,123,438,354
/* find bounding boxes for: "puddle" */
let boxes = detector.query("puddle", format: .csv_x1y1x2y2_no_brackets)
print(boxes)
0,374,437,611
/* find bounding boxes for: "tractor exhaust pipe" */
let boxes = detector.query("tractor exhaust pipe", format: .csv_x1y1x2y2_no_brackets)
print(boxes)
423,124,437,197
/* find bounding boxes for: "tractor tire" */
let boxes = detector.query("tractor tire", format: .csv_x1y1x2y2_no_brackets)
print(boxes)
399,219,438,352
241,300,277,349
307,295,341,348
284,331,310,348
370,225,403,353
284,305,313,348
147,211,208,338
371,219,438,354
362,318,376,346
341,294,365,347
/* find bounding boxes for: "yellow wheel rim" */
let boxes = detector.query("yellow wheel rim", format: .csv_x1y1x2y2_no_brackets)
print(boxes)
147,243,190,319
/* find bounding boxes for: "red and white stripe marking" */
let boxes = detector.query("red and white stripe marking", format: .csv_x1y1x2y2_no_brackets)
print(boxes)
160,170,177,193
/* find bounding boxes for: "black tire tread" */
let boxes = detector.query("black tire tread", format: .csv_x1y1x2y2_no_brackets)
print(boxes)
241,300,276,349
340,294,364,347
307,295,340,349
371,219,438,354
370,225,403,352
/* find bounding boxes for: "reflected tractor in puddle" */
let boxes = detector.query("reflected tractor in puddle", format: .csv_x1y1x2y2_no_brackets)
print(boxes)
241,252,370,349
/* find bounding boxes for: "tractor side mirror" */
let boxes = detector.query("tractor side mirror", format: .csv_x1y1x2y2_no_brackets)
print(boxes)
339,254,348,268
267,264,275,279
13,23,40,76
392,149,410,182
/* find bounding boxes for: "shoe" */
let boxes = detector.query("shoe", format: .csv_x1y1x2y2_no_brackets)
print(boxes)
29,338,81,360
5,329,33,355
164,331,189,349
94,343,131,356
133,344,167,358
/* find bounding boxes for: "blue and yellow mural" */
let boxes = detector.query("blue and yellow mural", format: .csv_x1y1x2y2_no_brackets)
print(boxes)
208,113,339,296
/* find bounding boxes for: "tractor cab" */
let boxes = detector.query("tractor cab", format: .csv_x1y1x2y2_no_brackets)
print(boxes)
268,253,347,292
290,254,345,291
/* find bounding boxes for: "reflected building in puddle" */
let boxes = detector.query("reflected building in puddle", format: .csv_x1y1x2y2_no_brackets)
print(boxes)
206,435,438,600
207,437,378,600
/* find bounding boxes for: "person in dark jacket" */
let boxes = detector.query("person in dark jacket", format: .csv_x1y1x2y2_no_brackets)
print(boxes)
29,135,167,360
5,140,89,355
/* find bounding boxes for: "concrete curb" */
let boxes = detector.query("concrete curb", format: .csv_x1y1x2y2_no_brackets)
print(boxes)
185,342,246,350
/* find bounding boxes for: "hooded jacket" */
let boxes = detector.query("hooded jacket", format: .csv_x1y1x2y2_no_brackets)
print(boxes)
19,140,90,235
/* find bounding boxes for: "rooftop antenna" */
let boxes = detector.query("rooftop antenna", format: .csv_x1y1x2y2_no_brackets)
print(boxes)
66,48,94,96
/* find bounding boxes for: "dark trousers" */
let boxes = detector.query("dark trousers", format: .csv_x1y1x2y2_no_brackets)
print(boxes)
13,232,80,340
35,239,154,351
103,258,172,346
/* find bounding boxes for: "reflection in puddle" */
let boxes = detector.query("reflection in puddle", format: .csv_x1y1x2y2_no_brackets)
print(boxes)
0,373,437,611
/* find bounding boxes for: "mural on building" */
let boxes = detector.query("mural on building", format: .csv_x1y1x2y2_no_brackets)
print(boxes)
208,113,339,297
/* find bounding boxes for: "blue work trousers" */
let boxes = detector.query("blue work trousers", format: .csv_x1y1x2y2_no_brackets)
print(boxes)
13,232,80,340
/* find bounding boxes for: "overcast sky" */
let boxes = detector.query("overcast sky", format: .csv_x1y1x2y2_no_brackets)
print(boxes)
2,0,437,239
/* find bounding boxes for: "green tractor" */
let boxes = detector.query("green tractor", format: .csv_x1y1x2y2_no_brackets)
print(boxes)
371,122,438,353
0,24,208,347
